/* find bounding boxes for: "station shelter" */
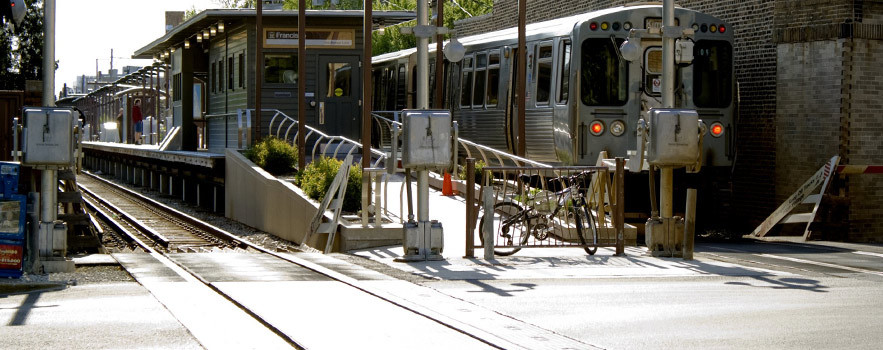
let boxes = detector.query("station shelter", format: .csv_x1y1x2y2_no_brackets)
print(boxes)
133,9,414,151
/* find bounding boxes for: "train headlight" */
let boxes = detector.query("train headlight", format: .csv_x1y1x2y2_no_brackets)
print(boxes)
710,122,724,137
610,120,626,136
590,120,605,136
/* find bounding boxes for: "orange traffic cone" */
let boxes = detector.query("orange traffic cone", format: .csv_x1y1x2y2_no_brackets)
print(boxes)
442,172,454,196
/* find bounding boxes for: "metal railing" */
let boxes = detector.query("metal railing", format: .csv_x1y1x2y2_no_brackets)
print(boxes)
266,109,388,168
463,158,626,257
371,112,550,170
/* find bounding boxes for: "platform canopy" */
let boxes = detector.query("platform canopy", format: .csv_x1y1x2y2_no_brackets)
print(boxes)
133,9,415,59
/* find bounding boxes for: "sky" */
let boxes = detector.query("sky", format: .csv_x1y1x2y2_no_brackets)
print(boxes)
55,0,219,95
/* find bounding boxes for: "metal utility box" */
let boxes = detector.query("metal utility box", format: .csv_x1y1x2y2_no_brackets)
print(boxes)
402,220,444,260
645,216,684,258
647,109,699,167
401,110,452,170
22,108,74,166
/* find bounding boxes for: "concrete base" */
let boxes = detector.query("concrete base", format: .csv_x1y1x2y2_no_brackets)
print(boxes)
339,223,403,251
41,258,76,273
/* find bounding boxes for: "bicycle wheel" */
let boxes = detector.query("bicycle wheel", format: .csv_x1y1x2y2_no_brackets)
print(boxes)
478,202,530,256
573,202,599,255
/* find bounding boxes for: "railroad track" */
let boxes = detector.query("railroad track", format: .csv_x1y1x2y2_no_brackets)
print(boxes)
78,172,250,253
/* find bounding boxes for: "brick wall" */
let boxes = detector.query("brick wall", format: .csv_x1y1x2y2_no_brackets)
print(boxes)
843,38,883,241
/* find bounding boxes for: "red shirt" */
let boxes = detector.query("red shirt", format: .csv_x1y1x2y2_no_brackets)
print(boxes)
132,105,143,123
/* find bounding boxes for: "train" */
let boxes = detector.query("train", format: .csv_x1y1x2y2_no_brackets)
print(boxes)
372,3,736,225
372,3,734,167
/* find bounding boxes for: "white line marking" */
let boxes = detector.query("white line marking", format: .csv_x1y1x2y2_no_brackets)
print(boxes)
853,251,883,259
758,254,883,276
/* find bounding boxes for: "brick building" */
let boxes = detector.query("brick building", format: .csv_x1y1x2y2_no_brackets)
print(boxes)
455,0,883,241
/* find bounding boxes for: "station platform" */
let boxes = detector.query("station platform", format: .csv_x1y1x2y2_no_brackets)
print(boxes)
81,142,225,169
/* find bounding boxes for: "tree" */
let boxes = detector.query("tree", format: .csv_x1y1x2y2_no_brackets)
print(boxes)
0,0,43,90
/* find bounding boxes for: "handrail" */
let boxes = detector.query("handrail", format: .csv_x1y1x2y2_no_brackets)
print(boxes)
262,109,389,169
370,112,552,170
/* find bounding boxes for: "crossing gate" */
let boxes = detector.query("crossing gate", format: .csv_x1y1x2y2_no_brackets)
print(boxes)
751,156,883,241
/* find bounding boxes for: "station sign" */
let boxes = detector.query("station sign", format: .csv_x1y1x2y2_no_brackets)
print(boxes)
264,28,355,49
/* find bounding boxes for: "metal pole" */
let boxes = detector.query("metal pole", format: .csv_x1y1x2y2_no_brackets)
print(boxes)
516,0,526,157
297,0,307,170
435,0,445,108
362,1,373,169
615,157,625,256
465,158,475,258
684,188,697,260
660,0,675,218
416,0,429,222
43,0,56,106
255,1,263,143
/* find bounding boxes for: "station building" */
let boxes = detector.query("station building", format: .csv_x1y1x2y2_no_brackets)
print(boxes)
455,0,883,241
132,8,414,150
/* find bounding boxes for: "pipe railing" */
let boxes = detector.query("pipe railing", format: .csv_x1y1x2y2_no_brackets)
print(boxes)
370,112,551,171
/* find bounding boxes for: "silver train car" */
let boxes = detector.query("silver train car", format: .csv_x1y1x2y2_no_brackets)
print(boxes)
372,4,735,169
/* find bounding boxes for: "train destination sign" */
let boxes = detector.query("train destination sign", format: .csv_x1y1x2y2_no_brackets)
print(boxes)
264,28,355,49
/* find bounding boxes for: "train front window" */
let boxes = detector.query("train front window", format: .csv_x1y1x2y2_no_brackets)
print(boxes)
580,38,628,106
693,40,732,108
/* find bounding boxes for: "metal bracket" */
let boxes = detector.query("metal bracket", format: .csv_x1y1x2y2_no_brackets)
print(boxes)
400,25,453,38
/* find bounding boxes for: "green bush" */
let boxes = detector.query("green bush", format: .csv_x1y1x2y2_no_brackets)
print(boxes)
297,157,363,213
245,137,298,176
458,159,487,185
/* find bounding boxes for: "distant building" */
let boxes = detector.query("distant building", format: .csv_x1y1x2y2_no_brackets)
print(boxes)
166,11,185,32
69,66,143,94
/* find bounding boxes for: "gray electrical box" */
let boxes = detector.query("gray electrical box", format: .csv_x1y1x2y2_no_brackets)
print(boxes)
647,109,699,167
402,220,444,260
401,110,452,170
22,108,74,166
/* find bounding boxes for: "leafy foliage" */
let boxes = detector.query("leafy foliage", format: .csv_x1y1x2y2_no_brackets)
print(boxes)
297,157,363,213
458,159,486,184
0,0,44,90
245,137,298,175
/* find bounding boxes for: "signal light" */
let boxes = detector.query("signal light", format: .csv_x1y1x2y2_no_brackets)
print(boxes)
623,22,633,31
719,25,726,33
589,120,604,136
710,122,724,137
610,120,626,136
601,22,609,30
613,22,621,31
590,22,598,31
700,24,708,33
710,25,718,33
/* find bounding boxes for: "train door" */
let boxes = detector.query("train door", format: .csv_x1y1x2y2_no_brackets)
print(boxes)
318,55,361,140
505,47,520,154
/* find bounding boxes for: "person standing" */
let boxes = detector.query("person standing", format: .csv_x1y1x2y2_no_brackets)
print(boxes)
133,98,143,144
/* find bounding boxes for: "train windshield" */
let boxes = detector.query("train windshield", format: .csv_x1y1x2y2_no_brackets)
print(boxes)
581,38,628,106
693,40,733,108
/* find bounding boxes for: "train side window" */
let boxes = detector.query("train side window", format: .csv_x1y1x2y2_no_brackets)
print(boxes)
486,50,501,107
460,55,474,108
693,40,733,108
643,47,662,96
397,64,406,110
385,68,396,110
580,38,628,106
473,53,487,107
557,41,571,104
536,43,553,105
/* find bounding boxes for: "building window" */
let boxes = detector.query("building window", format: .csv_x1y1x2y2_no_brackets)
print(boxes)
211,63,216,93
228,57,235,91
173,73,182,101
238,53,245,88
218,59,225,92
264,54,297,84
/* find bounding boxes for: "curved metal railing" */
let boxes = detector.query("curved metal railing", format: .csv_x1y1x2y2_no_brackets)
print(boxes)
265,109,388,168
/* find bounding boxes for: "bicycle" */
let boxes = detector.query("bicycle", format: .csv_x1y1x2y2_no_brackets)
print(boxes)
478,171,599,256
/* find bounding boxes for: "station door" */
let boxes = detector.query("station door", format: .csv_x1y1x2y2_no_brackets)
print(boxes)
318,55,361,140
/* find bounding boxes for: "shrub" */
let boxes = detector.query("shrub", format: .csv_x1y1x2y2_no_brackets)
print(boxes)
458,159,487,185
297,157,363,213
245,137,298,176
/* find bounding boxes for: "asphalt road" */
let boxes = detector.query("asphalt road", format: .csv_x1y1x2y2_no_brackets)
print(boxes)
424,241,883,350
